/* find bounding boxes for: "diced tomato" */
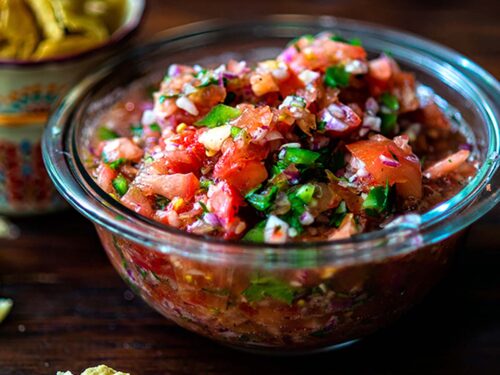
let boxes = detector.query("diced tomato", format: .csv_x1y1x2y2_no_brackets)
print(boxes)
232,104,274,142
189,85,227,114
208,181,244,227
278,70,305,97
391,71,419,113
96,163,118,193
135,172,200,201
101,138,144,163
214,140,269,194
346,135,422,198
158,127,206,174
250,72,280,97
424,150,470,179
417,102,451,131
283,37,367,74
328,213,358,240
121,186,155,217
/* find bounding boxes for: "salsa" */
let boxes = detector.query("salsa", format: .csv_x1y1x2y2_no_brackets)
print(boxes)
88,33,477,243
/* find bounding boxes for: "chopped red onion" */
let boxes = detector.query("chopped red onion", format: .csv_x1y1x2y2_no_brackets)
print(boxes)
279,46,297,63
299,211,315,226
319,103,359,132
405,153,420,164
380,154,401,167
203,213,221,227
362,115,381,132
365,97,379,115
223,72,239,80
459,143,473,151
167,64,181,77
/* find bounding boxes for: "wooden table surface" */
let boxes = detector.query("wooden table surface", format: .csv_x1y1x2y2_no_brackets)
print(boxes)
1,1,499,374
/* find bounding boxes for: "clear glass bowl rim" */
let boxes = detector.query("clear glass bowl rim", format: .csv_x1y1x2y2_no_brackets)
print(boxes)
42,15,499,267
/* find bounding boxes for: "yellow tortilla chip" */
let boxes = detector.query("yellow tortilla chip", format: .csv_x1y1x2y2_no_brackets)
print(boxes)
52,0,109,41
80,365,130,375
0,298,13,323
25,0,65,40
83,0,126,33
33,35,104,60
0,0,39,59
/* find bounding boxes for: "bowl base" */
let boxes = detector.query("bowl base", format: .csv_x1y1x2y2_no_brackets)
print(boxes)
220,339,360,356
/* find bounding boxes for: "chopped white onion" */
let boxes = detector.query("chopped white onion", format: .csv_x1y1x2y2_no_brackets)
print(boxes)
198,125,232,152
141,109,157,127
175,96,199,116
264,215,289,244
344,60,368,75
298,69,320,85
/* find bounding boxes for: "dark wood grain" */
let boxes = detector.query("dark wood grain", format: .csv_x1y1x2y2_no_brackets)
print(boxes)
0,1,499,374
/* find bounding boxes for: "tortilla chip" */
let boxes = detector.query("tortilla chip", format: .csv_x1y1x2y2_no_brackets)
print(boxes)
0,0,39,59
33,35,103,60
25,0,65,40
0,298,13,324
83,0,126,33
52,0,109,41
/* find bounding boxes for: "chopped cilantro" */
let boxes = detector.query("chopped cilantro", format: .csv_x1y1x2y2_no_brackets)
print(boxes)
98,126,119,141
199,178,213,190
194,104,241,128
380,113,398,134
246,186,278,212
380,92,400,112
330,201,347,227
242,276,296,305
362,182,392,216
130,123,143,137
324,65,350,88
199,201,210,213
108,157,126,170
379,92,400,135
159,94,179,104
149,123,161,133
196,69,219,88
331,34,362,46
155,195,170,210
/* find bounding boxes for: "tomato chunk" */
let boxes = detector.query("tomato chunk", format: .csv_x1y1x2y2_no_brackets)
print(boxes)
135,172,200,201
208,181,244,227
214,141,269,194
346,135,422,198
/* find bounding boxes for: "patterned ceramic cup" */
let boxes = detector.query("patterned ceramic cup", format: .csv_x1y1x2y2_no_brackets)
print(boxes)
0,0,144,216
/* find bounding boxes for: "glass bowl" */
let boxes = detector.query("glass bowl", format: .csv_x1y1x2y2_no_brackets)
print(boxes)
42,16,499,354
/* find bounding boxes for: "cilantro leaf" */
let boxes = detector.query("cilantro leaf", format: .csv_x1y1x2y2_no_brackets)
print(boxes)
242,277,296,305
246,186,279,212
362,182,392,216
98,127,119,141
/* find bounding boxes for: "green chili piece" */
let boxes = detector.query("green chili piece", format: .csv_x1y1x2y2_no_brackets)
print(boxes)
283,148,320,166
112,175,129,197
194,104,241,128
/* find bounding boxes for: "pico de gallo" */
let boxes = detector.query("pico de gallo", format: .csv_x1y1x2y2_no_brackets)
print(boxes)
88,33,477,243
